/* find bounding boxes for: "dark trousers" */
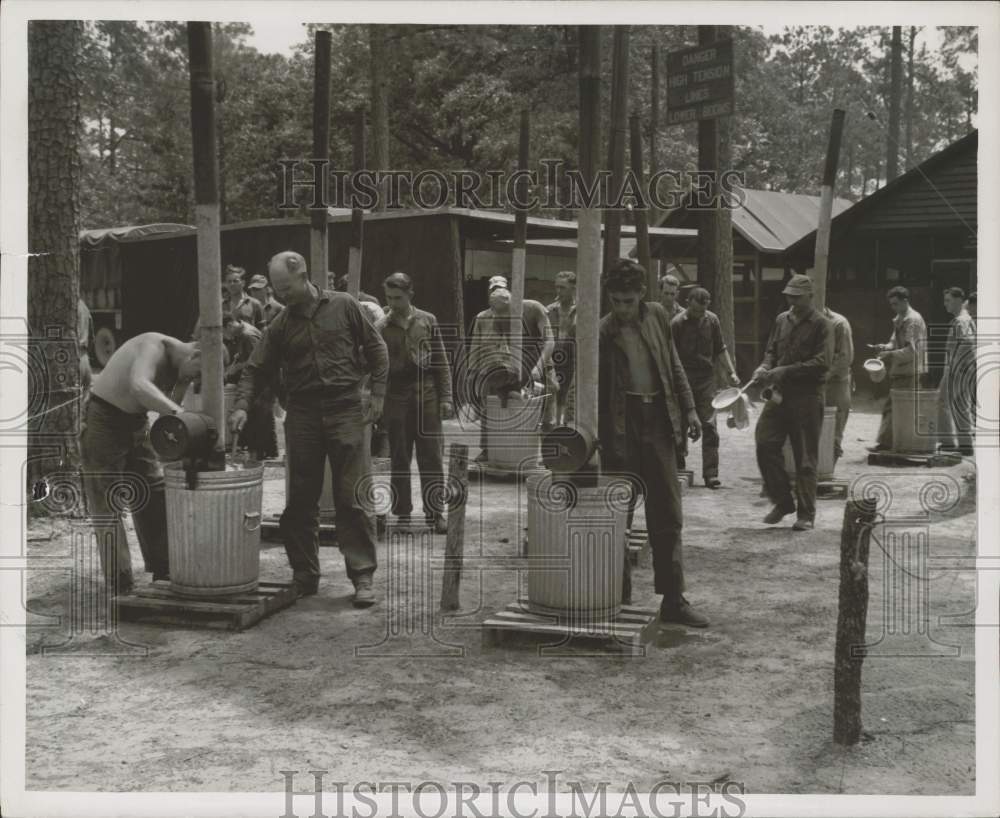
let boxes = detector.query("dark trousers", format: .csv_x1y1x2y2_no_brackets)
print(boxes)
384,387,444,520
239,389,278,459
755,390,824,520
876,372,918,449
825,377,852,460
281,393,378,587
677,371,719,480
621,395,685,602
80,398,169,590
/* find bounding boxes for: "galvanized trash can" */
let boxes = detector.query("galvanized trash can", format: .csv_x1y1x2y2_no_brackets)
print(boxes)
524,473,630,623
165,461,264,597
892,388,939,453
486,393,546,470
783,406,837,480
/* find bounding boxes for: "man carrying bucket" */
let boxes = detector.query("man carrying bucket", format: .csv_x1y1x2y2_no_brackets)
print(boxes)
230,251,388,606
670,287,740,489
869,285,928,453
752,274,830,531
81,333,201,593
598,259,708,628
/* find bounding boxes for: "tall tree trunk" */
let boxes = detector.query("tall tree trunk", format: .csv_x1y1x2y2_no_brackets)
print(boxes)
886,26,902,181
369,24,390,211
905,26,916,169
27,21,85,499
602,26,630,278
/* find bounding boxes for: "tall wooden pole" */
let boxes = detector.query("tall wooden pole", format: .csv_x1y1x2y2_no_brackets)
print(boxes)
649,45,660,224
576,26,602,450
629,113,654,295
311,30,332,285
697,25,735,357
886,26,903,182
369,25,390,212
813,108,846,312
510,110,529,382
187,22,224,462
833,497,877,744
602,27,630,278
348,107,366,298
439,443,469,611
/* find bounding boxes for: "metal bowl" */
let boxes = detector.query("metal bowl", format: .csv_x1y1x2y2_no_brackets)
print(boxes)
864,358,886,383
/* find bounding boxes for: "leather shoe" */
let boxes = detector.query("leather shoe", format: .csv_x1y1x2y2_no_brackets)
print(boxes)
293,578,319,597
763,501,796,524
353,575,376,608
705,477,722,489
866,444,889,453
660,596,710,628
792,517,814,531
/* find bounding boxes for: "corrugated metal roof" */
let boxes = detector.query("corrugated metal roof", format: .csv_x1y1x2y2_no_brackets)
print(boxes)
727,189,852,253
79,223,194,245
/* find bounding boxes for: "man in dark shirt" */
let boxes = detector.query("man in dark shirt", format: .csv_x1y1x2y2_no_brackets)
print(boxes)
230,251,388,606
223,265,265,329
377,272,454,533
752,274,830,530
599,259,707,628
671,287,740,488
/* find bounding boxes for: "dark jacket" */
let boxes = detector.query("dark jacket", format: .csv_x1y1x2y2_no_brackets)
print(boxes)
760,307,830,394
599,301,695,465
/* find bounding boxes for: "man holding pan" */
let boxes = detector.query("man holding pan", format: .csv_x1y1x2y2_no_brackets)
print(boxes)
670,286,740,489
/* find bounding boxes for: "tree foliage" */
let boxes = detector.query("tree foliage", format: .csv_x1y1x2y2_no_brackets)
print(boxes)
77,24,978,228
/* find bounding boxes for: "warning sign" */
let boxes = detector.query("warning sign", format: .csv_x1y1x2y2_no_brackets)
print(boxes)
666,39,735,124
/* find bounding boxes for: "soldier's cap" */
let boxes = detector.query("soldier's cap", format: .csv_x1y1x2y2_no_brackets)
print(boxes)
488,275,509,292
247,274,268,290
782,274,814,296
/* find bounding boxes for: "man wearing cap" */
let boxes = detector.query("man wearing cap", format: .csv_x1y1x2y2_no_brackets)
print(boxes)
546,271,577,426
870,285,928,452
247,275,283,327
223,265,265,330
229,251,388,605
468,276,555,463
823,306,854,465
670,287,740,489
377,272,454,533
752,274,830,531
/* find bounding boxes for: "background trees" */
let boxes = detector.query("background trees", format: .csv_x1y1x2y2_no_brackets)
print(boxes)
77,24,978,229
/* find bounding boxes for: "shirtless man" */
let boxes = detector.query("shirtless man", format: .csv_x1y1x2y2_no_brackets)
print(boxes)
81,333,200,593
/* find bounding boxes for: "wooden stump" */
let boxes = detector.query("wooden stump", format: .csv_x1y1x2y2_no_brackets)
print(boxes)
439,443,469,611
833,496,878,745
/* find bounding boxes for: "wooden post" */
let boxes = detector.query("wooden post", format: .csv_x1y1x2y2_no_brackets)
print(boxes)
886,26,903,182
602,27,630,277
576,26,602,458
369,24,390,212
348,107,366,298
310,30,332,285
510,110,529,382
440,443,469,611
813,108,846,313
629,113,654,297
650,45,659,181
187,22,225,464
833,496,878,745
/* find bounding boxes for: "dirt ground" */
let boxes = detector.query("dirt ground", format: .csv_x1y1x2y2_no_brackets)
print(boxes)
23,408,977,794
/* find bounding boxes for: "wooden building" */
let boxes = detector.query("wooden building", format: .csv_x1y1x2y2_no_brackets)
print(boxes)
786,129,977,388
649,188,852,376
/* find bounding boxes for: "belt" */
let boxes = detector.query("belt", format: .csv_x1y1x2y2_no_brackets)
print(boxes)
625,391,662,404
88,393,147,420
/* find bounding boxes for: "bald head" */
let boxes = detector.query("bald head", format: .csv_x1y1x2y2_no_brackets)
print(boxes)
268,251,311,306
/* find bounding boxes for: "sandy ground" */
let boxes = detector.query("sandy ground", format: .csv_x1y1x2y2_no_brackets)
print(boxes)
22,408,977,794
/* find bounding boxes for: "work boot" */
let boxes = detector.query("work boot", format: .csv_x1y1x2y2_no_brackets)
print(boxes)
659,596,710,628
792,517,815,531
473,451,489,464
866,444,889,453
763,501,796,525
353,574,376,608
293,577,319,597
704,477,722,489
426,514,448,535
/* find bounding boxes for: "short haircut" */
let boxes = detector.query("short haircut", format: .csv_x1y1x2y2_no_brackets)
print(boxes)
269,251,307,279
554,270,577,286
688,286,711,305
943,286,965,300
886,285,910,301
659,273,680,288
603,259,647,294
383,272,413,293
225,265,246,281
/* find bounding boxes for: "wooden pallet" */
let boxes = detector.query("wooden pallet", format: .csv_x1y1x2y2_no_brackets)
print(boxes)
482,600,659,656
468,462,548,481
817,480,849,499
115,581,299,631
627,529,651,568
866,450,963,468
